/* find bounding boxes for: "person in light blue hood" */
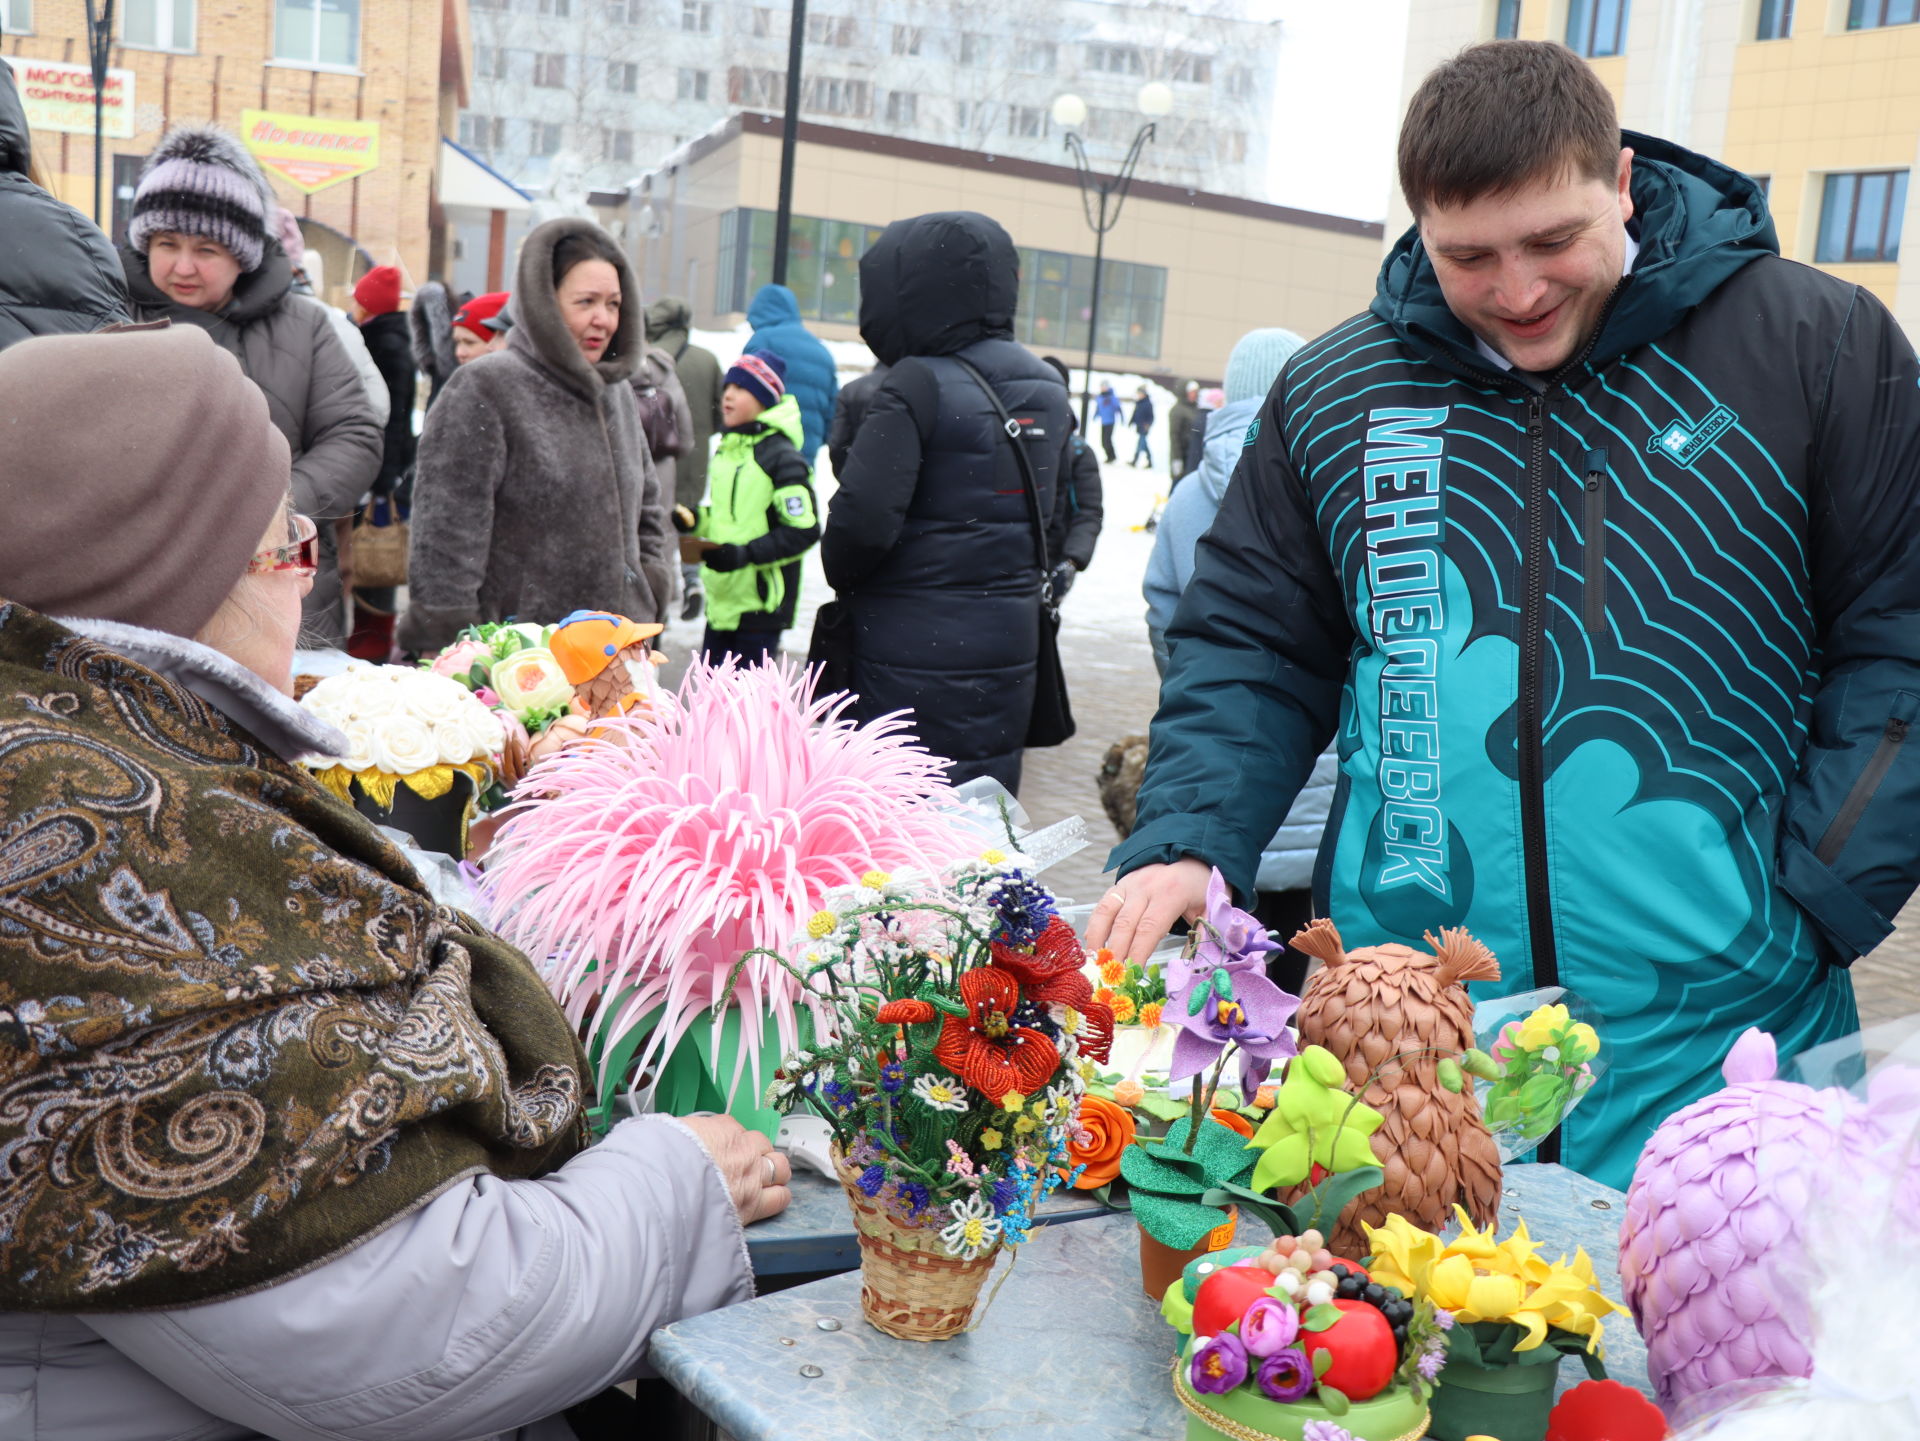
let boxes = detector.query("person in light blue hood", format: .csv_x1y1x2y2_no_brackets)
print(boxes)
1143,327,1324,982
745,283,839,461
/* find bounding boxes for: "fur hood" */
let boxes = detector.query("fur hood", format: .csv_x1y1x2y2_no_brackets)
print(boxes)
512,218,641,401
409,280,458,385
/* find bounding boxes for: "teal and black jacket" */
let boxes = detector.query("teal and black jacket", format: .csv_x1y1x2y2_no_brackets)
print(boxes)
1113,132,1920,1188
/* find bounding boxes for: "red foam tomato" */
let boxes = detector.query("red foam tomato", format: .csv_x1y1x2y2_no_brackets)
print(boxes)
1300,1299,1397,1402
1192,1265,1280,1339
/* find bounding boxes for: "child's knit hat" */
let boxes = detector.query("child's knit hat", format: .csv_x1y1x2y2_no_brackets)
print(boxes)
724,350,786,410
129,125,277,274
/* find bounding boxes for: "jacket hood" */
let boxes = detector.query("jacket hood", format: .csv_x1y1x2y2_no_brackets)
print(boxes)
731,391,805,449
745,285,800,329
409,280,458,382
1195,395,1262,507
0,59,29,176
512,217,641,398
121,239,294,324
1371,130,1777,378
857,211,1017,366
645,295,693,346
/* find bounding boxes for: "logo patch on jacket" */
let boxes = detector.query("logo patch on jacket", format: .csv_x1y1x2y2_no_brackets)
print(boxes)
783,494,807,517
1648,403,1737,468
1243,417,1261,448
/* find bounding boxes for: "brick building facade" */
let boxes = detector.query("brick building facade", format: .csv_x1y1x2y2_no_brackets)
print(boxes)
2,0,468,302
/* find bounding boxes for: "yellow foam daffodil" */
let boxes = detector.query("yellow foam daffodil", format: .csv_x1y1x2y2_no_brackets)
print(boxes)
1362,1206,1630,1354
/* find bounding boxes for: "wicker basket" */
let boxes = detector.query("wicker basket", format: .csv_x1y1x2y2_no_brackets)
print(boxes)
834,1149,1001,1341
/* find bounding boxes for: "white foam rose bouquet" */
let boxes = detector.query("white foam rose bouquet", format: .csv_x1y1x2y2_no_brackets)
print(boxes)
302,665,506,809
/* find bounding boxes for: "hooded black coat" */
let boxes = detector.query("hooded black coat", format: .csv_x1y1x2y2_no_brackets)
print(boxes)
823,212,1073,792
0,61,128,350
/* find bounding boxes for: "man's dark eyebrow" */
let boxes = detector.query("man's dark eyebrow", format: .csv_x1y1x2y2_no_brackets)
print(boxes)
1433,217,1597,256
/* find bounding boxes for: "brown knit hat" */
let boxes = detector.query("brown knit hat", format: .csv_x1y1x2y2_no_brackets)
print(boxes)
0,326,291,639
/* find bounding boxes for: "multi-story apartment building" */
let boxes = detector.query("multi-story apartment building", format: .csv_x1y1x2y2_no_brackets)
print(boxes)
455,0,1280,202
2,0,470,299
1396,0,1920,336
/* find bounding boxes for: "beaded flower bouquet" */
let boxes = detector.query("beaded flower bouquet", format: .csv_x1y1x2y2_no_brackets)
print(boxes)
767,854,1114,1340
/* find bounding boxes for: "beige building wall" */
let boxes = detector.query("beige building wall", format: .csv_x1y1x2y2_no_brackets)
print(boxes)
1396,1,1920,335
3,0,466,299
669,121,1385,382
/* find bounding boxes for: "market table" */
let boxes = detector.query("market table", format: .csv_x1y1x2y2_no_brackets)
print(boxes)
656,1163,1647,1440
748,1170,1114,1278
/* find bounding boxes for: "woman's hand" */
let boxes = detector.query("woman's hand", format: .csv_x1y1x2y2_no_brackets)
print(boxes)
1084,858,1212,965
677,1114,792,1224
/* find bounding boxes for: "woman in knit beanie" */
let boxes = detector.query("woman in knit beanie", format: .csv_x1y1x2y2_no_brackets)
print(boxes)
0,322,781,1441
120,123,381,650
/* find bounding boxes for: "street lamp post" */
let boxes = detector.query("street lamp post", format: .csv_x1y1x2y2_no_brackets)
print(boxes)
1050,83,1171,433
83,0,117,226
771,0,808,285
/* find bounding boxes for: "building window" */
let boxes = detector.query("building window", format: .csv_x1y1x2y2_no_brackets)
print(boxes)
1086,42,1145,76
729,66,786,108
458,113,506,151
715,207,883,323
1494,0,1521,38
1223,64,1253,98
475,44,508,79
1755,0,1792,37
606,60,636,91
885,91,916,125
1168,50,1210,84
805,12,854,46
1749,173,1770,199
1017,41,1056,74
536,0,569,15
123,0,193,50
534,121,564,156
681,0,711,31
804,75,870,118
751,6,776,36
604,127,633,162
604,0,640,21
892,23,920,55
1816,170,1908,262
1006,104,1046,138
274,0,359,67
1218,130,1247,164
533,52,566,87
959,31,984,64
1848,0,1918,25
0,0,31,32
677,67,708,101
1565,0,1628,56
1015,246,1165,361
955,99,974,130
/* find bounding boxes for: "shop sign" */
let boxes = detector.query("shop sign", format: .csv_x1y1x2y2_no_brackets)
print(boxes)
241,108,380,194
12,59,135,138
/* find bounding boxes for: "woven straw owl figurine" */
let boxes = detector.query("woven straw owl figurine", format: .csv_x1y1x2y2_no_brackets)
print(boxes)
1284,919,1504,1256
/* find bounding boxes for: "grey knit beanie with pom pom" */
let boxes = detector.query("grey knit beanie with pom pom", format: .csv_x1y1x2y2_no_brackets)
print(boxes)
128,125,277,273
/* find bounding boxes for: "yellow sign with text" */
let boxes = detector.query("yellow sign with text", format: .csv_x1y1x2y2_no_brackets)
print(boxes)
240,109,379,195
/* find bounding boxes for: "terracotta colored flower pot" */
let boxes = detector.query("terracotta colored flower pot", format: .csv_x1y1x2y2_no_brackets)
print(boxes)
1138,1209,1239,1301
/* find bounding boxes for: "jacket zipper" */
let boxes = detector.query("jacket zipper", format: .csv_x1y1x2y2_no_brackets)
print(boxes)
1814,698,1916,866
1582,447,1608,636
1518,393,1557,999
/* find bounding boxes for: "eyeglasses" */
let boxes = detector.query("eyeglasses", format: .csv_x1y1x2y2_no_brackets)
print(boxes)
247,512,320,576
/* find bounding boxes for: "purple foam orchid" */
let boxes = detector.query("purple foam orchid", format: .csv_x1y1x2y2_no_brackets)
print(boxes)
1168,961,1301,1094
1165,868,1283,994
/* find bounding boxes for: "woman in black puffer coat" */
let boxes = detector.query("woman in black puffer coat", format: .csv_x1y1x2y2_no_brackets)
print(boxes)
0,60,128,349
822,211,1074,793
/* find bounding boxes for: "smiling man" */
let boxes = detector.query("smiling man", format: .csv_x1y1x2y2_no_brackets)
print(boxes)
1089,41,1920,1186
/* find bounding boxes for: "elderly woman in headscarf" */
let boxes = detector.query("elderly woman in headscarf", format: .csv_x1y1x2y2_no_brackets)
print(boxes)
0,325,786,1441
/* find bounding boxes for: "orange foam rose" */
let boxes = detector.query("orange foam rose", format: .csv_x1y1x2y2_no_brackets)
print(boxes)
1065,1094,1136,1189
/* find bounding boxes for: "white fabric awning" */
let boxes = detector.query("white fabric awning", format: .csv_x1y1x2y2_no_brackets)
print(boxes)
438,138,532,212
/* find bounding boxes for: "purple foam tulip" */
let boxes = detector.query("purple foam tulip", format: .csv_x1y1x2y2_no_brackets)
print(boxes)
1169,964,1301,1089
1165,868,1283,993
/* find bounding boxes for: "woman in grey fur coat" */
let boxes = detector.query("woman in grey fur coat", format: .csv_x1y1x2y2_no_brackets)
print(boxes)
399,220,677,651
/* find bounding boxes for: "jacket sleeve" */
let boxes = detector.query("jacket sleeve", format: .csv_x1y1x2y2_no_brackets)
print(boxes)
1777,285,1920,964
827,388,857,478
325,305,390,428
84,1117,753,1441
1061,434,1104,570
821,360,937,592
744,440,820,565
294,308,385,522
366,324,418,495
397,371,503,651
1107,385,1354,899
633,438,677,626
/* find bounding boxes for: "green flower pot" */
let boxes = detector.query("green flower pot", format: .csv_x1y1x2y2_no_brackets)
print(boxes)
1426,1352,1561,1441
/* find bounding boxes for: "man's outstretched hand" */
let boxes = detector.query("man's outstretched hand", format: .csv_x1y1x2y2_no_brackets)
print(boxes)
1084,857,1212,965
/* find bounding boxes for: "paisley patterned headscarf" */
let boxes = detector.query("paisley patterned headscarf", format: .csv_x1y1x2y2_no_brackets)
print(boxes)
0,606,588,1310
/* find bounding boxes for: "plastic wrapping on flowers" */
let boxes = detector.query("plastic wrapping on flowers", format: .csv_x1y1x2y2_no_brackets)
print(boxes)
764,852,1116,1257
1472,988,1606,1160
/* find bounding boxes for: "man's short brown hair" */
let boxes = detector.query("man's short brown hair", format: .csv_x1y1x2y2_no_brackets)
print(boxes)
1398,41,1620,217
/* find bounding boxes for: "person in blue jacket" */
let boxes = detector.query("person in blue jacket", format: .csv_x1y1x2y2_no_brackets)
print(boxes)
1094,380,1122,462
746,283,839,462
1127,385,1155,467
1089,40,1920,1189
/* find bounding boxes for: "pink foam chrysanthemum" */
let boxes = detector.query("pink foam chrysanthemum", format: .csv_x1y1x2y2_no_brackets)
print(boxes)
480,657,974,1105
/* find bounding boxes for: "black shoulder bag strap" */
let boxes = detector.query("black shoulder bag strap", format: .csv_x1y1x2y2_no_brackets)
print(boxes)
952,356,1075,748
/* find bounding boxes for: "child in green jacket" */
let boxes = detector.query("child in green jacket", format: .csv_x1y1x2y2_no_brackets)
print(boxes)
689,350,819,663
